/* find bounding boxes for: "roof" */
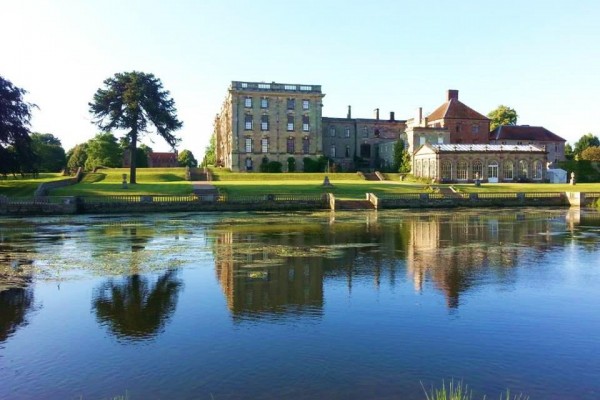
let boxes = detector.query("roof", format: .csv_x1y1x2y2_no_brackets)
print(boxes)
430,144,545,152
149,152,177,161
427,98,489,121
490,125,566,142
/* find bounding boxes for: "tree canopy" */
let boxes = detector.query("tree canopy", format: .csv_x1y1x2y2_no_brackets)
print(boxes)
85,132,122,171
580,146,600,162
67,143,88,172
202,133,216,167
89,71,182,183
30,133,66,172
393,140,411,173
487,105,518,131
0,76,36,175
178,149,198,168
573,133,600,158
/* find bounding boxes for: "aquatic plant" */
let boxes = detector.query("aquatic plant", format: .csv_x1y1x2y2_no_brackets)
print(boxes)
421,380,529,400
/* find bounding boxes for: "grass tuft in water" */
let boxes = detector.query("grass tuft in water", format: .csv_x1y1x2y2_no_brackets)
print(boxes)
421,380,529,400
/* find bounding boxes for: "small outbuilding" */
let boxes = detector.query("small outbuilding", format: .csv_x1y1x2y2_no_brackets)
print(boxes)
413,143,548,183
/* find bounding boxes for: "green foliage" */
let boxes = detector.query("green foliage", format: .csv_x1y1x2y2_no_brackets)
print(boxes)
202,133,216,166
422,380,529,400
392,140,412,173
303,156,329,172
580,146,600,161
136,144,152,168
564,143,574,160
259,157,282,173
0,75,36,174
558,160,600,183
178,149,198,168
85,132,123,170
0,173,64,196
89,71,182,184
487,105,518,131
30,133,66,172
573,133,600,158
287,157,296,172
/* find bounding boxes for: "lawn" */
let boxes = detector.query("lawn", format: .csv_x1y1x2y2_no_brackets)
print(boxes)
51,168,192,196
452,182,600,193
0,173,65,196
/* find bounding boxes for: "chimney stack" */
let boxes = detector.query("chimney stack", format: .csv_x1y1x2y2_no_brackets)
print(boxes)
416,107,423,126
390,111,395,121
347,105,352,119
447,90,459,101
375,108,380,120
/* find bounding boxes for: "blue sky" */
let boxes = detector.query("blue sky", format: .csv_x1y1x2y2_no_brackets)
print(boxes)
3,0,599,156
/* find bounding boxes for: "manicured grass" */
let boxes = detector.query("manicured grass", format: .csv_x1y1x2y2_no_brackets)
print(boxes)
51,168,191,196
210,171,364,181
452,182,600,193
214,180,428,199
0,173,65,196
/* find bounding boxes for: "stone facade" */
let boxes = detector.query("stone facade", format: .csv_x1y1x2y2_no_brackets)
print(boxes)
489,125,566,164
214,81,324,172
413,143,548,183
321,108,406,171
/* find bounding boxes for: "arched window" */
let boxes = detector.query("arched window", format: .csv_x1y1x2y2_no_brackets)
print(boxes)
519,160,528,179
457,160,469,180
504,161,514,180
533,160,543,180
472,160,483,180
423,159,430,178
429,160,436,179
416,160,422,177
441,161,452,180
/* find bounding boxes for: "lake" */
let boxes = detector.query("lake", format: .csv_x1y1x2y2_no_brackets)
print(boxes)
1,209,599,399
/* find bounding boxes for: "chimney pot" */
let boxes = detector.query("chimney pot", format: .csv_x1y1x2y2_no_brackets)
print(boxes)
347,105,352,119
447,90,459,101
390,111,395,121
375,108,380,120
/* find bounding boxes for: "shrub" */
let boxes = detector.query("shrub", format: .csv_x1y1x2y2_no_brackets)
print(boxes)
287,157,296,172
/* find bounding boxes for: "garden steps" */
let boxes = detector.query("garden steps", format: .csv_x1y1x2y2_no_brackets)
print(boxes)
363,172,382,181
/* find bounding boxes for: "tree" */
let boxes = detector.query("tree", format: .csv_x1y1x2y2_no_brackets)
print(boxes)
564,143,574,160
202,133,216,166
573,133,600,158
487,105,518,131
0,76,36,174
580,146,600,162
67,143,88,172
85,132,122,171
393,140,411,173
89,71,182,184
178,149,198,168
30,133,66,172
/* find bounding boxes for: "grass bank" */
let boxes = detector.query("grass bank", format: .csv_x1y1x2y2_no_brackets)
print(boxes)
453,182,600,193
0,173,64,196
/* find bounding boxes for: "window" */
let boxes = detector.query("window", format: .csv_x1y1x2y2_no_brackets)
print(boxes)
241,82,248,88
302,100,309,110
260,97,268,108
245,138,252,153
302,115,309,132
299,85,312,91
284,85,297,91
244,97,252,108
441,161,452,180
244,115,253,130
423,159,429,178
374,129,380,137
472,160,483,180
261,115,269,131
258,83,270,89
438,136,444,144
302,137,310,154
329,126,336,137
533,160,543,180
519,160,528,179
287,138,295,154
504,161,514,180
416,160,422,177
472,124,480,134
455,124,461,133
330,144,336,158
287,98,295,110
245,157,253,171
287,115,294,131
363,126,368,137
457,160,468,180
345,145,350,157
261,138,269,153
429,160,436,179
419,136,426,146
360,143,371,158
345,127,350,138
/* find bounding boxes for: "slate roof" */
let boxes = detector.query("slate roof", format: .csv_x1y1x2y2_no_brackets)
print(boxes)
427,99,489,121
490,125,566,142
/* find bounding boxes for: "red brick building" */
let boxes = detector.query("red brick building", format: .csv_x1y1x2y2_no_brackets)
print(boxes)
425,90,490,144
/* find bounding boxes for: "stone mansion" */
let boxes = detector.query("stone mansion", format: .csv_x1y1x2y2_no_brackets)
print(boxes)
213,81,566,181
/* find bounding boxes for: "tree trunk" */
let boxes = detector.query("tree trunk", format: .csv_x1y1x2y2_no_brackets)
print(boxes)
129,130,137,184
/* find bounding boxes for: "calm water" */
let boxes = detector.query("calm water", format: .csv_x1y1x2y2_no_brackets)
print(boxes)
1,209,599,400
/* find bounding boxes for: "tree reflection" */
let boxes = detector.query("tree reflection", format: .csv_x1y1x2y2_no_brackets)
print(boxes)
0,287,34,343
92,269,182,342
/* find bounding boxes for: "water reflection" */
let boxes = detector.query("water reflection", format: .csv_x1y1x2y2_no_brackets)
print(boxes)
92,269,182,342
211,209,599,313
0,287,34,344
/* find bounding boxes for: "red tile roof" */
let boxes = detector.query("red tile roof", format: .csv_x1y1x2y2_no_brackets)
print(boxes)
427,99,489,121
490,125,566,142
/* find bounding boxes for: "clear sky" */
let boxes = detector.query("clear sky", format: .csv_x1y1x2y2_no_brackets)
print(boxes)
2,0,599,157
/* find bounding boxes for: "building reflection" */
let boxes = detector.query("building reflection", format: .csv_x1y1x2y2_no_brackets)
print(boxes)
211,209,588,314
